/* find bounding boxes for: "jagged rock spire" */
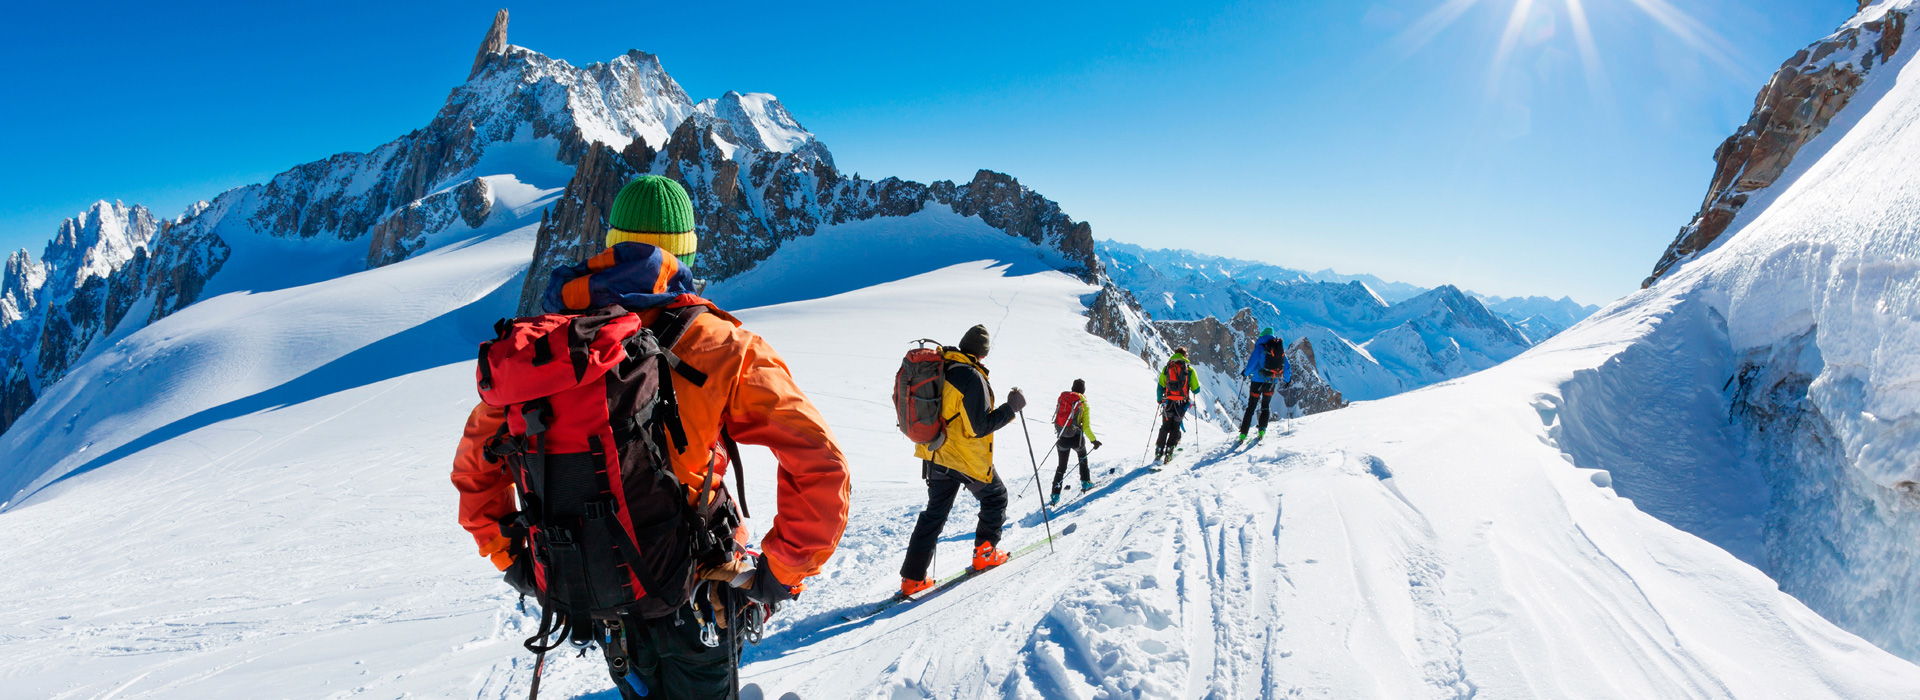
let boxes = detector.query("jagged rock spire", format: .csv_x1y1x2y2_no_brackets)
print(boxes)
469,9,509,80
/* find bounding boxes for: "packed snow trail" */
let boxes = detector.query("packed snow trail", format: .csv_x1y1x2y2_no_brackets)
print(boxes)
4,204,1920,698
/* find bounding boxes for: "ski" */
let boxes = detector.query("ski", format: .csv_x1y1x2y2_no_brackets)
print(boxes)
842,523,1078,622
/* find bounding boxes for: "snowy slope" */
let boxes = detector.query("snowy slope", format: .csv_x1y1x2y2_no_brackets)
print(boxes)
7,198,1919,698
10,5,1920,698
1591,0,1920,661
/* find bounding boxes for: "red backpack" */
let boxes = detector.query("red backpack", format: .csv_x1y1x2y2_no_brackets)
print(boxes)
893,340,949,451
1163,359,1192,401
1053,392,1081,430
476,303,744,645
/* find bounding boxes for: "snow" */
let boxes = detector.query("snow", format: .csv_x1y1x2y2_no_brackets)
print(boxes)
6,193,1919,698
1099,243,1539,402
692,92,818,156
1602,0,1920,659
7,5,1920,696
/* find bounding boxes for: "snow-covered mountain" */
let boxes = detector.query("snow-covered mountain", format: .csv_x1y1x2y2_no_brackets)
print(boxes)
0,9,1098,441
1097,240,1585,403
1606,0,1920,661
6,4,1920,698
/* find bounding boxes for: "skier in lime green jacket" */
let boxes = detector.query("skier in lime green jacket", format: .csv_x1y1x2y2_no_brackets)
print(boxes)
1049,378,1103,503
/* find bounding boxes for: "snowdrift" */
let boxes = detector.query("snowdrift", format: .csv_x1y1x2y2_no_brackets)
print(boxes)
1558,0,1920,662
7,197,1920,698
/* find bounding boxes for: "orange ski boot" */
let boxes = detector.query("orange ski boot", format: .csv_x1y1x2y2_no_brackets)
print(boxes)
900,577,935,597
971,541,1010,571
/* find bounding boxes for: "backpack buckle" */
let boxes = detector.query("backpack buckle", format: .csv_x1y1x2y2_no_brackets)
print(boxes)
484,433,527,462
581,499,618,520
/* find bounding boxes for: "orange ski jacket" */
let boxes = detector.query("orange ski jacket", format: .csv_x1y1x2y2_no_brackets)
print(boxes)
451,301,852,588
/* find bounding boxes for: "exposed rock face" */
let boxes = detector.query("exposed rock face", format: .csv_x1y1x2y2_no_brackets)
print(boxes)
519,126,1102,313
7,10,1109,438
1280,338,1346,415
518,141,653,314
1153,307,1346,417
366,177,493,268
933,170,1098,275
140,200,229,326
1646,9,1908,287
1085,286,1158,362
0,250,45,328
0,202,176,435
1154,315,1240,373
470,9,509,80
29,203,159,387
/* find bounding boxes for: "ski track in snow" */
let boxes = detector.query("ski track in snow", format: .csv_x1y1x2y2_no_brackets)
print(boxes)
6,183,1920,697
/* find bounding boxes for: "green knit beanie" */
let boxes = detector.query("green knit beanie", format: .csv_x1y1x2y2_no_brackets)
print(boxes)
606,176,698,267
1260,327,1275,337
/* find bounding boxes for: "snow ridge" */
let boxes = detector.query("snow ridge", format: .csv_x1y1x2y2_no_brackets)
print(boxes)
1571,0,1920,662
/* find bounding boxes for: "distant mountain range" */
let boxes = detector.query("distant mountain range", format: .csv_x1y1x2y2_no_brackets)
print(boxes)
1095,240,1599,402
0,9,1100,439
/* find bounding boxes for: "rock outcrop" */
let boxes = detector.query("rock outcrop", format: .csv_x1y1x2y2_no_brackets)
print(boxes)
1279,338,1346,415
470,9,509,80
0,201,188,436
518,128,1101,313
4,10,1110,438
1153,308,1346,417
1646,9,1908,287
366,177,493,268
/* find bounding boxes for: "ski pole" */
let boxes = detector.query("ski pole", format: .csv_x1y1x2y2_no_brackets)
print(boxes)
1017,406,1056,552
1138,400,1161,469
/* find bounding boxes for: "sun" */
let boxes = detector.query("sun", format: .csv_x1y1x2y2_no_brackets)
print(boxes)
1395,0,1746,100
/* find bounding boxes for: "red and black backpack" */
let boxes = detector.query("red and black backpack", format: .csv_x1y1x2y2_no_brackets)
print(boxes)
476,303,747,648
1053,392,1082,435
1261,338,1287,377
1163,359,1192,402
893,339,950,451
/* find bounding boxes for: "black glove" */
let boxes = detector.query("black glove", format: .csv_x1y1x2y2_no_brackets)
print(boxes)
745,554,799,608
1092,440,1103,450
1006,388,1027,413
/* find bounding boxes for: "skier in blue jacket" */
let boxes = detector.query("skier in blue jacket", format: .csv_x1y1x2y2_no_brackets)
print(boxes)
1238,327,1291,442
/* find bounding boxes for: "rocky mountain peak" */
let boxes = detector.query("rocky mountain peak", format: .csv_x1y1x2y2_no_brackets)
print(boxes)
44,201,156,292
469,8,509,80
1646,5,1908,286
685,91,829,166
1,250,45,327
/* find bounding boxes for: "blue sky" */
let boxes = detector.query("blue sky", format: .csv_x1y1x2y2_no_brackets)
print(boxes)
0,1,1857,304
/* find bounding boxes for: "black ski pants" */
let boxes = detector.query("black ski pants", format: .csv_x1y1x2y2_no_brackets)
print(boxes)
1240,381,1276,434
1050,434,1090,496
899,462,1008,581
1156,400,1190,455
604,602,746,700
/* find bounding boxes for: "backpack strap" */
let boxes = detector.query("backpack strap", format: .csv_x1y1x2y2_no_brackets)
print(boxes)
648,304,753,520
720,427,750,519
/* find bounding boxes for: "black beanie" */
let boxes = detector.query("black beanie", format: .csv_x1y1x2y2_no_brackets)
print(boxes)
1072,378,1085,394
959,324,990,358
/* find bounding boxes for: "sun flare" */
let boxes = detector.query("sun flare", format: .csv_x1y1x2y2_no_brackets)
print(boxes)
1395,0,1748,99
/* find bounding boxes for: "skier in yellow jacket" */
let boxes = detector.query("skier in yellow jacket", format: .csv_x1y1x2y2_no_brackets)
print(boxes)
898,324,1027,596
